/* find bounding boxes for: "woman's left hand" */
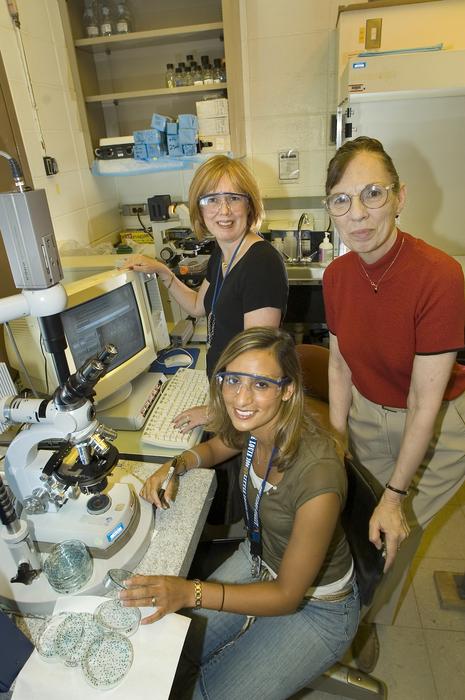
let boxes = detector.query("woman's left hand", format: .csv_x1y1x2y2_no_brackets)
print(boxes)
368,492,410,572
119,574,193,624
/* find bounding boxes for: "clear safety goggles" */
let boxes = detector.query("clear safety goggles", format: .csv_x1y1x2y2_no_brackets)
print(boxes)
198,192,250,213
216,371,290,398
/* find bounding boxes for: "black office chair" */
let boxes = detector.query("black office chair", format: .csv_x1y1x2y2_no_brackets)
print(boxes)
296,344,386,699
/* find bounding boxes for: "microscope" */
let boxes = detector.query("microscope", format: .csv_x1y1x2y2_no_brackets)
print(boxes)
0,153,153,613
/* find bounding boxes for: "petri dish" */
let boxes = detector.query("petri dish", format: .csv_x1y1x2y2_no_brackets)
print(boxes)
35,612,69,663
103,568,135,591
54,613,86,665
94,598,141,637
82,632,133,690
63,615,106,667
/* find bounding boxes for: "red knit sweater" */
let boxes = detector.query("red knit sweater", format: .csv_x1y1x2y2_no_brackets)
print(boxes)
323,231,465,407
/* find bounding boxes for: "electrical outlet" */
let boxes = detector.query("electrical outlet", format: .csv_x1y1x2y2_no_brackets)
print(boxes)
121,203,148,216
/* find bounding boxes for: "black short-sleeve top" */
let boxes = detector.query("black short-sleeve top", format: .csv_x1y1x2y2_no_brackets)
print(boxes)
204,239,288,378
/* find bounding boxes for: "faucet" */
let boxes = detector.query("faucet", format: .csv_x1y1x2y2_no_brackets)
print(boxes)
295,212,311,263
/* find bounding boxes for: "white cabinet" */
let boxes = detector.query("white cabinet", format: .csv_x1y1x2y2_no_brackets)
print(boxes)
58,0,245,164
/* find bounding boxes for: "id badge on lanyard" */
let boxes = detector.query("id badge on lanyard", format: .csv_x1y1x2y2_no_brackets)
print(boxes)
241,436,276,578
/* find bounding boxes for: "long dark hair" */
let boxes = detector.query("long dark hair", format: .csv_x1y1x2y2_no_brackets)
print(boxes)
207,327,323,471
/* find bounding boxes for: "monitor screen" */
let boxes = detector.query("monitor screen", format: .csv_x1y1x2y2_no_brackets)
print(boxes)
61,282,145,372
4,269,158,409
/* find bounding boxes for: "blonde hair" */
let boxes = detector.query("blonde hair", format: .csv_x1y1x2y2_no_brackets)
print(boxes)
207,327,323,472
188,155,264,239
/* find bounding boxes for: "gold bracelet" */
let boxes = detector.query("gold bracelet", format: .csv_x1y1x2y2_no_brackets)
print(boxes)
175,454,188,476
192,579,202,609
165,273,175,290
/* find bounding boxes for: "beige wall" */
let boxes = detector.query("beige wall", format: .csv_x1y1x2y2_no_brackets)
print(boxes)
0,0,120,248
240,0,340,210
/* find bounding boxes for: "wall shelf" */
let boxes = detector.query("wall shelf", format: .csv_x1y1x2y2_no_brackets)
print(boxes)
75,22,224,53
85,83,227,104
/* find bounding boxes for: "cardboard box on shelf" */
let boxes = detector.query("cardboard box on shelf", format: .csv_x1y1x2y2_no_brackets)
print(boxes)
200,134,231,153
195,98,229,118
198,116,230,136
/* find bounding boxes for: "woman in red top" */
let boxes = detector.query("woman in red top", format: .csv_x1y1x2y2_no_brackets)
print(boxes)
322,136,465,671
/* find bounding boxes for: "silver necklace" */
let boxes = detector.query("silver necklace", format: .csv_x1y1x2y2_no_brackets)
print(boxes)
358,237,405,293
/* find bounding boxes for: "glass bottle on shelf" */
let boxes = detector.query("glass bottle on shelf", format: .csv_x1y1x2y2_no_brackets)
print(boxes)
115,0,132,33
213,58,222,83
201,55,210,69
191,62,203,86
186,54,194,65
82,1,99,38
184,66,194,86
202,63,213,85
98,1,114,36
174,66,184,87
165,63,175,88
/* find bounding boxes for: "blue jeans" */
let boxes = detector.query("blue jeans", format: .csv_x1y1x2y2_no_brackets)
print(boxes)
172,541,360,700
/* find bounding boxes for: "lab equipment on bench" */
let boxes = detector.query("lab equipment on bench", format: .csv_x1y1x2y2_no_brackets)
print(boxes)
141,367,209,450
0,346,154,614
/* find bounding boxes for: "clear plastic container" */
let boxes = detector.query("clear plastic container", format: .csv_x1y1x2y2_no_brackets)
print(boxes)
82,632,133,690
35,612,69,663
43,539,93,594
94,598,141,637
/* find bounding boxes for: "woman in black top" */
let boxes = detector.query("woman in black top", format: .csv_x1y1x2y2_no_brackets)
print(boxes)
124,155,288,432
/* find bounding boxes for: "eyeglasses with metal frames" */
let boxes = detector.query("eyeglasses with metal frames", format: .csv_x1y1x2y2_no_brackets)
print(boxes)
323,183,396,217
198,192,250,213
216,371,290,397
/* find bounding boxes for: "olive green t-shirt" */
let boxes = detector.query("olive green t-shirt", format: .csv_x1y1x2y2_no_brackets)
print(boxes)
242,432,352,590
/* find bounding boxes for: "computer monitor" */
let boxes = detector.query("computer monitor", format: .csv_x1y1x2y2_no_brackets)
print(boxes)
5,269,166,422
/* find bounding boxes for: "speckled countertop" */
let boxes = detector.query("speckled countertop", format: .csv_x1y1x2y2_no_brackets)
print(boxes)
117,460,216,578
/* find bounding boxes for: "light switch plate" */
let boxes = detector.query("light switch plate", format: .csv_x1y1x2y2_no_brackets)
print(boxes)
365,18,382,50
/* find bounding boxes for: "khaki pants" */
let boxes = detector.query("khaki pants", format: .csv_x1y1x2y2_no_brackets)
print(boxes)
348,386,465,625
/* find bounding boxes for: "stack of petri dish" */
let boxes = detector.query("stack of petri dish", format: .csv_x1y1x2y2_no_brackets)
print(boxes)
35,597,139,689
42,540,93,594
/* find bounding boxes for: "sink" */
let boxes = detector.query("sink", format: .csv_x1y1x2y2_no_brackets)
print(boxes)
285,263,324,284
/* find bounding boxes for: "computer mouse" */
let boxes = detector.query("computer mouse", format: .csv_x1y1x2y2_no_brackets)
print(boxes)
163,352,193,368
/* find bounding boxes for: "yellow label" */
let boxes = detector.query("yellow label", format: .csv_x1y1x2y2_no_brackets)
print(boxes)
358,26,365,44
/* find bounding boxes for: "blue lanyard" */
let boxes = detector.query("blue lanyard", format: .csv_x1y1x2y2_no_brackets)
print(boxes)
241,435,276,577
210,232,247,314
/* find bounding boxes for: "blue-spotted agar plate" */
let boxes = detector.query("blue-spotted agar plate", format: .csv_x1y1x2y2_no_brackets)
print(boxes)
94,598,141,637
35,612,69,662
82,632,133,690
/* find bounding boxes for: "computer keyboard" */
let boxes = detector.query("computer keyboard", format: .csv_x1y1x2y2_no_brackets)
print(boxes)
141,368,210,450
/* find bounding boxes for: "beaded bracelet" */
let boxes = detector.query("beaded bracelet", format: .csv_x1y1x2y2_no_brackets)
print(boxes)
385,482,409,496
192,579,202,609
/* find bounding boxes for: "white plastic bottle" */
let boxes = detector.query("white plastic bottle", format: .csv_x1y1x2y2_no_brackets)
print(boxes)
318,232,333,267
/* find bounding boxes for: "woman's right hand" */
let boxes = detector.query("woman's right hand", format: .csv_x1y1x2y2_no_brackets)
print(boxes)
140,461,178,509
122,254,166,276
